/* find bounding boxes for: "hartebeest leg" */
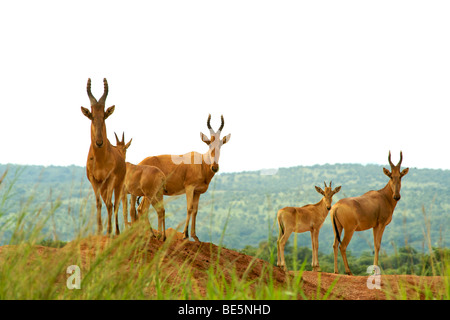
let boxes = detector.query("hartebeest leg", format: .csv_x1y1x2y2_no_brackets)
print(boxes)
183,187,195,240
190,193,201,242
151,192,166,241
339,227,356,275
276,225,283,268
332,216,343,274
373,225,386,267
137,196,157,238
311,229,320,272
129,194,138,223
122,192,130,229
94,187,103,235
113,185,122,235
277,227,292,271
333,236,339,274
105,196,114,235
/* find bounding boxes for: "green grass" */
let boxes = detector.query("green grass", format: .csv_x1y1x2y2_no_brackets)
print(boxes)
0,167,448,300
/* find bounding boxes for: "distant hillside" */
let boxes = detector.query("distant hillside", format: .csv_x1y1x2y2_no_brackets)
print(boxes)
0,163,448,256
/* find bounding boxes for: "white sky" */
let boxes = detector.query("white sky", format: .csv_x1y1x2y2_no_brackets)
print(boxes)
1,1,449,173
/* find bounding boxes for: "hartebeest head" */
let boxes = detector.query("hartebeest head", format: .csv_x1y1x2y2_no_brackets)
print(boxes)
383,151,409,201
114,132,132,158
315,181,341,210
81,78,115,148
114,132,133,158
200,114,231,173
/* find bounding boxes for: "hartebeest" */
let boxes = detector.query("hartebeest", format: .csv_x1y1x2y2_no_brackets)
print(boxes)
114,133,167,240
330,151,409,275
137,114,231,241
277,182,341,271
81,78,126,235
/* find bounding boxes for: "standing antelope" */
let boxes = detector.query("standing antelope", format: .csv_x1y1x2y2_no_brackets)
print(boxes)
330,151,409,275
277,182,341,272
81,78,126,235
114,133,167,240
137,114,230,242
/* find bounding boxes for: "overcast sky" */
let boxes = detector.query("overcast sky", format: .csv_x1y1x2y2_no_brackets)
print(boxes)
1,1,449,173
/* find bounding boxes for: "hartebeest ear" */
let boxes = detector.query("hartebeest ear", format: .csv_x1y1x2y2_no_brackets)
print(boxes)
400,167,409,177
125,138,132,150
221,133,231,145
333,186,341,194
383,167,392,178
200,132,211,145
81,107,93,120
104,105,115,120
315,186,325,196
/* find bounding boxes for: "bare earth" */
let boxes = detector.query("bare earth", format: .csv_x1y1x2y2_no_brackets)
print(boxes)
1,228,446,300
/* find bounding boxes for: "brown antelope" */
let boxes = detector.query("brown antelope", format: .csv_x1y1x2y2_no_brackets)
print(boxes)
81,78,126,235
137,114,230,241
277,182,341,272
114,133,167,240
330,151,409,275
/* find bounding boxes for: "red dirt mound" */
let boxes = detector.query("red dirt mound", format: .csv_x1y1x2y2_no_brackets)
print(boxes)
1,229,446,299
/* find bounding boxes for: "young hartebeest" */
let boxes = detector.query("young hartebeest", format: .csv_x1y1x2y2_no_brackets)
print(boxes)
81,78,126,235
330,151,409,275
277,182,341,271
114,133,167,240
137,114,231,242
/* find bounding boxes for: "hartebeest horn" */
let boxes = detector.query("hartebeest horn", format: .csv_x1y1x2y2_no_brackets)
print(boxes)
388,151,394,168
324,181,327,188
206,114,225,134
86,78,98,105
398,151,403,167
98,78,109,105
114,132,126,145
388,150,403,169
206,114,212,129
218,115,224,132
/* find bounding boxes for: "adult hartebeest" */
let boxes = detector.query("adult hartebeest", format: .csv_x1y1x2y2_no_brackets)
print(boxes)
137,114,231,241
277,182,341,271
81,78,126,235
330,151,409,275
114,133,167,240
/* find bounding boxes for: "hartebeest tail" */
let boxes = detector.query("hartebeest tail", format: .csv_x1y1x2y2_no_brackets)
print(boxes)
331,208,341,243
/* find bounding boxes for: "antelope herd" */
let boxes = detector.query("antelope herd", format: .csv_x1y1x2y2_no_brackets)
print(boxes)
78,78,409,275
